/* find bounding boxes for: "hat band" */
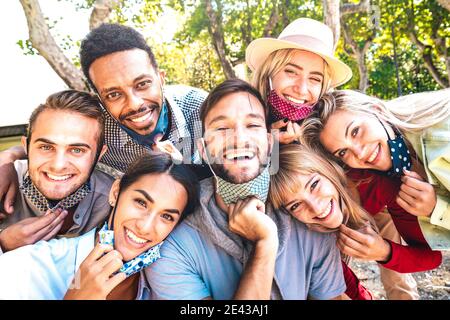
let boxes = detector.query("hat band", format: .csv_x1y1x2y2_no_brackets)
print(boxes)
278,34,333,56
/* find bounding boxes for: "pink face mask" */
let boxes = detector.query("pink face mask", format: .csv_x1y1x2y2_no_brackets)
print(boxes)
267,78,315,122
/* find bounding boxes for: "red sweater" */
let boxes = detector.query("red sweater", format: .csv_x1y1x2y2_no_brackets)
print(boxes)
347,169,442,273
342,260,373,300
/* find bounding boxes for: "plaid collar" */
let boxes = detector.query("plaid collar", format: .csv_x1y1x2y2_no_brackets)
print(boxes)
19,175,91,213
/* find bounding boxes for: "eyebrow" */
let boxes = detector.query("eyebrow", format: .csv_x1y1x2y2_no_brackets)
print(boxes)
286,63,324,78
34,138,92,149
100,74,154,94
207,113,265,127
284,174,314,207
135,189,180,215
332,120,354,155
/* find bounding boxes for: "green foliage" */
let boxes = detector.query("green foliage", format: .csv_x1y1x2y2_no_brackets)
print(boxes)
19,0,450,95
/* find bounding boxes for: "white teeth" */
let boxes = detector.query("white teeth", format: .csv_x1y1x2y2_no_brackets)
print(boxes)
126,228,148,244
130,111,152,123
225,150,255,160
317,201,332,219
285,96,306,104
46,173,72,181
368,145,380,163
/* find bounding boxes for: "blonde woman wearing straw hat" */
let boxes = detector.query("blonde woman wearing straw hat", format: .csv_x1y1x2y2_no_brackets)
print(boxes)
246,17,352,145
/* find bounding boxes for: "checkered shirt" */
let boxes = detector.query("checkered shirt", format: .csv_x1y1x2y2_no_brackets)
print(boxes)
98,85,207,177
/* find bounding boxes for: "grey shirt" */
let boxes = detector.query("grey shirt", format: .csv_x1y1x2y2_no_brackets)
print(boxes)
0,160,113,253
145,178,346,300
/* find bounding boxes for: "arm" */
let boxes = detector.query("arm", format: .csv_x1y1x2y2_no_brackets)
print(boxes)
228,198,278,300
0,145,26,215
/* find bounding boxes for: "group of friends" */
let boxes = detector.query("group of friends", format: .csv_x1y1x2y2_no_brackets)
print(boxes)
0,17,449,300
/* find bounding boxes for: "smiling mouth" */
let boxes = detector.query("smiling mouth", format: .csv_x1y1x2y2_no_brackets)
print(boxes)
315,199,333,220
366,144,381,164
125,227,150,245
224,149,256,161
283,95,309,106
44,172,74,182
127,109,154,124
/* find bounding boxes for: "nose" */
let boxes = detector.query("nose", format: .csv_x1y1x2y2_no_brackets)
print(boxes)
128,90,145,111
135,212,157,238
304,196,324,216
293,77,309,96
352,141,367,161
49,149,69,172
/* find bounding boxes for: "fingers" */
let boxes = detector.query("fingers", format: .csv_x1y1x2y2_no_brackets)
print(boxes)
244,197,265,213
271,119,289,130
32,209,68,240
400,182,422,198
3,183,17,214
99,251,124,274
403,169,424,181
153,133,164,144
400,174,427,191
41,219,65,241
396,196,416,215
397,190,416,206
339,224,371,243
84,243,115,266
105,272,127,293
292,122,302,142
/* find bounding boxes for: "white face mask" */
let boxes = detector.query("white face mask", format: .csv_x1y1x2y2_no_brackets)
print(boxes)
200,138,270,205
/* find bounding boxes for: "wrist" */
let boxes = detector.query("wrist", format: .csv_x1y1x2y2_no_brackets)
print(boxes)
377,239,392,264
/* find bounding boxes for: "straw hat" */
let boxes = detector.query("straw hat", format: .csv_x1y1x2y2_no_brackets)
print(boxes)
246,18,352,88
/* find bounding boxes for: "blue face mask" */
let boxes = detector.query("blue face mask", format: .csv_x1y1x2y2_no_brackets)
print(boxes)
119,99,169,147
378,118,412,177
98,195,163,277
98,223,162,277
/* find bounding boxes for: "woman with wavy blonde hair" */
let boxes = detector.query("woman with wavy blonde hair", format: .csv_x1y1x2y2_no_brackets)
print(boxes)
270,143,442,299
301,89,450,246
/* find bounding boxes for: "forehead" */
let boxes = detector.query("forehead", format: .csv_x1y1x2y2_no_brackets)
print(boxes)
127,173,188,209
204,92,266,127
286,49,325,71
31,109,100,145
88,48,157,87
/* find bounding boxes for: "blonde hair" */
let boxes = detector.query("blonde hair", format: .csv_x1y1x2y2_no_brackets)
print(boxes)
301,89,450,160
250,48,332,104
269,143,371,230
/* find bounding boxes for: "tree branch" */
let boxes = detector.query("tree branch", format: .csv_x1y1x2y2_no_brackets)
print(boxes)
407,0,449,88
341,0,371,15
89,0,119,30
19,0,88,91
204,0,236,79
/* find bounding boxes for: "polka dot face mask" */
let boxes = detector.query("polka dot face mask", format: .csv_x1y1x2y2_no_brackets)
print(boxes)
378,118,412,177
267,78,315,122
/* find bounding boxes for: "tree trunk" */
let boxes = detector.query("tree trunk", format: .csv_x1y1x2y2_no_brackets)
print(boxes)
341,19,373,92
323,0,341,51
437,0,450,12
263,0,280,37
19,0,88,91
204,0,236,79
407,0,449,88
89,0,118,30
